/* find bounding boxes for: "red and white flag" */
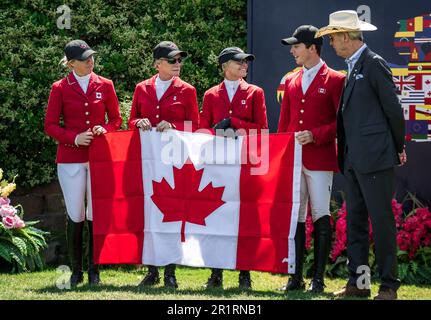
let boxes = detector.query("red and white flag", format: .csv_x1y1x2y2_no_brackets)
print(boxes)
89,129,301,274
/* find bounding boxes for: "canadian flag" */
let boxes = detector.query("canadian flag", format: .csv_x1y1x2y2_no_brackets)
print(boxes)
89,129,301,274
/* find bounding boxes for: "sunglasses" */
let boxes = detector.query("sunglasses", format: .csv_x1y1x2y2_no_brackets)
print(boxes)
233,59,249,65
161,57,183,64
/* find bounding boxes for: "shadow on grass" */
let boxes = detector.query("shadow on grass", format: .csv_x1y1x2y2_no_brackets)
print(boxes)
34,284,280,298
32,283,369,300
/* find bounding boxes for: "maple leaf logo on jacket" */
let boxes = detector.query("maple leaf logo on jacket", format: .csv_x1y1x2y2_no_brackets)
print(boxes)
151,158,226,242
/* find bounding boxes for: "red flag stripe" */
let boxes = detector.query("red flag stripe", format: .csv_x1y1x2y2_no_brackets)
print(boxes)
236,133,300,273
90,130,144,264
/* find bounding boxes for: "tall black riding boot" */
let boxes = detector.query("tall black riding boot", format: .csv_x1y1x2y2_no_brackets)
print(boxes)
239,270,252,289
164,264,178,288
66,217,84,286
139,265,160,287
280,222,305,291
87,221,101,285
206,268,223,288
308,215,332,293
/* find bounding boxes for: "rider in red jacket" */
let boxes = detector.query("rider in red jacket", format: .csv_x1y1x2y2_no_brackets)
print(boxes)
45,39,122,287
278,26,345,294
201,47,268,290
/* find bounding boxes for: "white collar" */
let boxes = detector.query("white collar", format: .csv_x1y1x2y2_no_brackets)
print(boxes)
73,70,91,81
346,43,367,65
224,78,240,88
156,75,173,85
302,59,323,76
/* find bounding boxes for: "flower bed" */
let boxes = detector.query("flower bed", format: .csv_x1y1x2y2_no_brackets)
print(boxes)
304,196,431,284
0,168,49,273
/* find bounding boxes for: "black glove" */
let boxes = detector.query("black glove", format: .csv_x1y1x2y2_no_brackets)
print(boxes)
213,118,231,130
213,118,238,139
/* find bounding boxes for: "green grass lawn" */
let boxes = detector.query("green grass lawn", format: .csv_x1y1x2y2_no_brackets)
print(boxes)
0,266,430,300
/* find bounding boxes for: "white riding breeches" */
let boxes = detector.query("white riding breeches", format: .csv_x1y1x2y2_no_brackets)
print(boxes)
298,166,333,223
57,162,93,223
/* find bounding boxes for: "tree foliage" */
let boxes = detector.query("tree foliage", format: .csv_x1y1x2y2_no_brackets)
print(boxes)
0,0,246,187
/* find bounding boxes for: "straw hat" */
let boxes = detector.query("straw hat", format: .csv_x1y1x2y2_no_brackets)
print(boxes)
315,10,377,38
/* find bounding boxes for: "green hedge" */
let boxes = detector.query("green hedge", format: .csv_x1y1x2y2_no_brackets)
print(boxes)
0,0,246,188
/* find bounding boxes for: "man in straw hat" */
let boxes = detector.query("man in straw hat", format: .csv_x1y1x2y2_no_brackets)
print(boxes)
315,10,407,300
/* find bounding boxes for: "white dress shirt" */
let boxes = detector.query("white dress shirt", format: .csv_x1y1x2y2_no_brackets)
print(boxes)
73,70,90,94
302,59,323,95
155,75,173,101
224,79,240,102
345,44,367,78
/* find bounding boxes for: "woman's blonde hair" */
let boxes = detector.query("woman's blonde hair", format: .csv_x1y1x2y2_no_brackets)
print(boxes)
220,61,234,76
59,55,75,69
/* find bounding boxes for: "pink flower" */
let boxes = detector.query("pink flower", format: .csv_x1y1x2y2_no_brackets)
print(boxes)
0,197,10,206
330,203,348,261
397,230,411,251
2,216,15,229
305,215,314,250
1,215,25,229
324,199,431,263
0,204,17,217
392,199,404,228
394,205,431,259
13,216,25,229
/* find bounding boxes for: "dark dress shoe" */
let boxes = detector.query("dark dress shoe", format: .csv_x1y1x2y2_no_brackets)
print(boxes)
139,271,160,287
205,274,223,289
307,278,325,294
164,275,178,289
70,272,84,287
333,285,371,298
278,277,305,291
374,287,397,300
239,271,252,290
88,272,101,285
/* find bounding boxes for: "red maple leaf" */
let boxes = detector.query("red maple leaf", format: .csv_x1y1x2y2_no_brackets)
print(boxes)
151,158,226,242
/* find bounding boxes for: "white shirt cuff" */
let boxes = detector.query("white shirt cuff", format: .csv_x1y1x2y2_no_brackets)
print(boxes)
74,135,79,147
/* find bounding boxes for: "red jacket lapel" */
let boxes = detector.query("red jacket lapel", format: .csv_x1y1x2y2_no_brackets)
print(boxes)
293,70,304,96
66,72,86,98
231,79,249,106
159,76,182,102
86,72,102,97
218,82,231,106
145,74,159,103
304,63,328,98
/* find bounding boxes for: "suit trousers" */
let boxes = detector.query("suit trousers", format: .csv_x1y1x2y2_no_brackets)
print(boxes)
343,155,400,290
